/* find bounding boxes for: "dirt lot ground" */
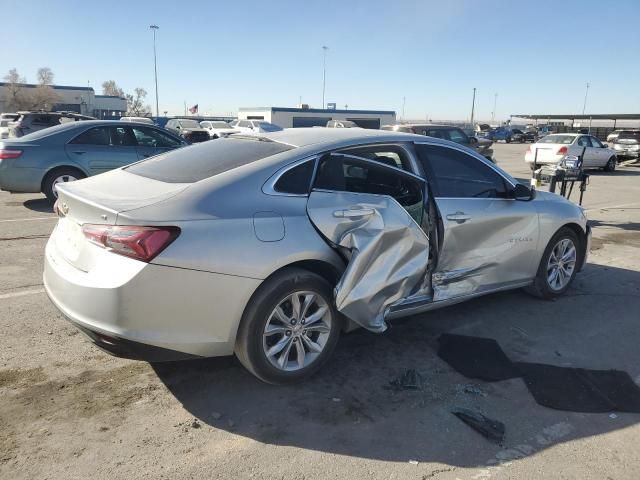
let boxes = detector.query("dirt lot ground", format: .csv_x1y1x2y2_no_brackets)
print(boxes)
1,143,640,479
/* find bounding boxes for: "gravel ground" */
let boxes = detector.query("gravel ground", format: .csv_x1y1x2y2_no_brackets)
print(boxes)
1,143,639,479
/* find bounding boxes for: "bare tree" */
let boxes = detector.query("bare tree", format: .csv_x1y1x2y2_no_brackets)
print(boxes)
126,88,151,116
36,67,54,85
101,80,125,97
3,68,29,111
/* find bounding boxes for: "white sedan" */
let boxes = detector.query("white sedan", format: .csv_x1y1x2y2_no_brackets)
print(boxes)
234,120,283,135
525,133,617,171
200,121,240,139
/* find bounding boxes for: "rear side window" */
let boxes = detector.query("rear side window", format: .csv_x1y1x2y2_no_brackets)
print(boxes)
447,128,468,144
70,127,111,145
274,160,315,194
126,137,293,183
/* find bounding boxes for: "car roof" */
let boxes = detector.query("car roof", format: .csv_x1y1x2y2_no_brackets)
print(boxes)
261,127,429,148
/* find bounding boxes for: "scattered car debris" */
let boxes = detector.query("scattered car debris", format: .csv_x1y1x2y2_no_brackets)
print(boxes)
452,408,505,443
455,383,488,397
409,460,419,465
388,369,425,391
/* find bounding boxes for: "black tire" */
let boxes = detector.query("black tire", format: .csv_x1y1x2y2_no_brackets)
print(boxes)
235,268,342,384
42,167,86,203
603,156,617,172
525,227,581,299
505,138,511,143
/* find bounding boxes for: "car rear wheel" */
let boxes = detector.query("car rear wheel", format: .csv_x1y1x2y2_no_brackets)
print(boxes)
604,156,617,172
525,227,580,299
235,268,341,384
43,167,86,203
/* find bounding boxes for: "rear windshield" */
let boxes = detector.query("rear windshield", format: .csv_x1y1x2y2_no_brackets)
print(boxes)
538,134,575,144
125,137,293,183
618,131,640,140
179,119,201,129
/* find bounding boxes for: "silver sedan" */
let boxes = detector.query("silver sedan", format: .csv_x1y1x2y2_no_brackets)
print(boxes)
44,128,591,384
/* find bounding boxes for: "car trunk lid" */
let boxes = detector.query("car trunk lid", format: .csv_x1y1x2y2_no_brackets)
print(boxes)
52,169,189,271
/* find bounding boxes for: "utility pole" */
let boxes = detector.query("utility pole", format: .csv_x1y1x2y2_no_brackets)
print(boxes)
582,82,590,115
150,25,160,119
470,88,476,127
402,96,406,122
321,46,328,109
491,93,498,122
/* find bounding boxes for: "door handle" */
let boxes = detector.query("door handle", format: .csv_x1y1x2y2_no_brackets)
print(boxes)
143,154,151,158
334,207,375,218
72,151,86,155
446,212,471,223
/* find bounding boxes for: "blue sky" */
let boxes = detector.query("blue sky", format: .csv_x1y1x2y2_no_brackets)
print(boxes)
3,0,639,120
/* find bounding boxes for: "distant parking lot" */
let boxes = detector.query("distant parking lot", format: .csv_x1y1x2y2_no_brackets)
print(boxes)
2,143,640,479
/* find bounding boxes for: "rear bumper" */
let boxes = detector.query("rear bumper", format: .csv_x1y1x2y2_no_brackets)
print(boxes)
43,231,262,360
0,165,45,193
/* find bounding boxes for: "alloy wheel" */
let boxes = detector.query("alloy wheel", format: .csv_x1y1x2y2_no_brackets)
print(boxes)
52,174,78,198
546,238,577,291
262,291,332,372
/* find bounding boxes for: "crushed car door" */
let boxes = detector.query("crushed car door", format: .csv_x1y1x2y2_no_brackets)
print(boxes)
306,153,431,332
414,143,539,301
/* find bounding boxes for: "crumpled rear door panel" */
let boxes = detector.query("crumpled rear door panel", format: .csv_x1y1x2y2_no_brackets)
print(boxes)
307,190,430,332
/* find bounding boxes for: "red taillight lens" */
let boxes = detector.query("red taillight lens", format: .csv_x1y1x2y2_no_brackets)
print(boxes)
557,146,568,155
0,149,23,160
82,224,180,262
527,145,532,153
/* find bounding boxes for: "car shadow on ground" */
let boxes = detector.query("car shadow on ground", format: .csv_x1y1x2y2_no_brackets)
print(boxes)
153,262,640,467
22,197,52,213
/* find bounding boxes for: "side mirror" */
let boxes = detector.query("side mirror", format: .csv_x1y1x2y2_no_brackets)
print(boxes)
469,137,478,145
602,144,608,148
513,183,535,201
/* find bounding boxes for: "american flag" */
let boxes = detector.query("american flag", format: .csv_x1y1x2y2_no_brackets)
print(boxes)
188,104,198,114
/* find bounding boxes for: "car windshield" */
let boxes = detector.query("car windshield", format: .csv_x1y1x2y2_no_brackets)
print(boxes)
257,122,283,132
126,137,294,183
179,120,201,129
538,134,575,144
210,122,230,129
618,131,640,140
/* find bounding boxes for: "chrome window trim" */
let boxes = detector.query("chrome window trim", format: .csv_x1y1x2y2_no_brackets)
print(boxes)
413,140,517,189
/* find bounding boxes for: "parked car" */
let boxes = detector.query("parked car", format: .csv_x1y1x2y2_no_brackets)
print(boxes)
381,124,494,162
511,129,536,143
120,116,155,125
525,133,617,171
487,127,513,143
234,120,283,134
326,120,359,128
613,130,640,159
0,120,187,201
200,120,240,139
0,113,19,139
165,119,210,143
43,128,590,384
7,111,94,138
606,130,626,143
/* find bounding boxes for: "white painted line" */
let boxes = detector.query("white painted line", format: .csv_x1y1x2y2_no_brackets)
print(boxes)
585,202,640,212
0,288,45,300
0,216,56,223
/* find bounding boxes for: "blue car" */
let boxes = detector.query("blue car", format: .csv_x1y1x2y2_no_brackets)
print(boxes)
0,120,188,201
488,127,513,143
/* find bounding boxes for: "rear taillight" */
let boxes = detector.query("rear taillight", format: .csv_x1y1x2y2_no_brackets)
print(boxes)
527,145,532,153
0,149,23,160
82,224,180,262
557,146,568,155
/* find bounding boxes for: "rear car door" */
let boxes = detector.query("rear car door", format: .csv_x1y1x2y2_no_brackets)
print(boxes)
306,152,430,332
65,126,139,175
131,126,185,159
415,143,539,301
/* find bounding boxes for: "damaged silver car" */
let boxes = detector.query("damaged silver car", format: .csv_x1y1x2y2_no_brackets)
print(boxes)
44,128,591,384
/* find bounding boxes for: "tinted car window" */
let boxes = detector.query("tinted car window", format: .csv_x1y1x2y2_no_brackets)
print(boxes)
538,135,575,144
132,126,182,148
423,128,448,140
447,128,468,144
416,145,509,199
70,127,111,146
618,131,640,141
589,136,603,148
274,160,315,194
126,137,293,183
313,154,424,223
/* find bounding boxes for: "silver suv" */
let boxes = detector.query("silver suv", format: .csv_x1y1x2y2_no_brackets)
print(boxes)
8,111,94,138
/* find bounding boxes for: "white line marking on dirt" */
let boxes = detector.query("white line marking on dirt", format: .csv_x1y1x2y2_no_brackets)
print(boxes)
0,216,56,223
585,202,640,212
0,288,45,299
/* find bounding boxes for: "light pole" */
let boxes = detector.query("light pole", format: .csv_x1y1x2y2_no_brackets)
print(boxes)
491,93,498,122
582,82,590,115
321,46,328,109
470,87,476,127
402,96,406,122
150,25,160,119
